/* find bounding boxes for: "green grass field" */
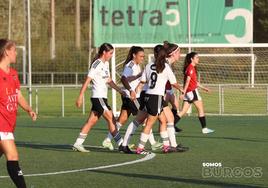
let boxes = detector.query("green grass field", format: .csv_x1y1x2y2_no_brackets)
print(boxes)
0,116,267,188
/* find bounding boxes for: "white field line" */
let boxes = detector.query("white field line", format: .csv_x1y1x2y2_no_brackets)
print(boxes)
0,144,155,178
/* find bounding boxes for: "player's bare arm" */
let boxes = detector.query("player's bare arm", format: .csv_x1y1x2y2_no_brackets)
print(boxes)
76,76,92,108
197,82,210,93
18,91,37,121
107,78,126,96
121,75,136,100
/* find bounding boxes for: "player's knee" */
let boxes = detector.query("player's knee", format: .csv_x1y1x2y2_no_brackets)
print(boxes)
120,118,128,125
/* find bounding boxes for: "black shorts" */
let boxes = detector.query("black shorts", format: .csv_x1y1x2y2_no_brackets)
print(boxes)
144,94,164,116
139,91,146,111
183,89,202,103
121,96,140,116
162,100,168,108
91,98,111,115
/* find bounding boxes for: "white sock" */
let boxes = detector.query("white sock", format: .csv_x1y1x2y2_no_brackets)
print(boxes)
74,133,87,145
105,122,122,142
113,132,123,146
160,131,170,147
122,120,139,146
138,133,150,149
167,123,177,147
148,129,156,145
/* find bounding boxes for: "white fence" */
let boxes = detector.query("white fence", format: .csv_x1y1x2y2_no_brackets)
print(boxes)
20,84,268,117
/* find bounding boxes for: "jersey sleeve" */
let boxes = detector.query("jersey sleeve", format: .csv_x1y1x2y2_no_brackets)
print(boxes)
87,60,100,79
122,65,133,77
15,72,20,90
87,67,97,79
186,66,194,78
11,69,20,90
140,69,147,83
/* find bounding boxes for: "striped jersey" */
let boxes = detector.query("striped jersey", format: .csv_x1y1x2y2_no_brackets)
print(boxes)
87,59,110,98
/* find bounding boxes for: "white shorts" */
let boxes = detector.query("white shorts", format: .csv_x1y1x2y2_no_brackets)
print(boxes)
166,89,174,95
0,132,15,140
184,89,202,103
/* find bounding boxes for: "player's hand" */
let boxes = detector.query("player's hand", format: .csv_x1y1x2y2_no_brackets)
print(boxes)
76,96,83,108
129,90,136,101
204,87,210,93
28,111,37,121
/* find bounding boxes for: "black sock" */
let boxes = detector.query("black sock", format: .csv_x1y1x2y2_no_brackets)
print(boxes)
171,109,180,125
7,161,26,188
198,116,206,129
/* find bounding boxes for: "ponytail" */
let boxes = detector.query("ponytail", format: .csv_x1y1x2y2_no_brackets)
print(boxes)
90,43,113,67
163,41,179,58
154,45,166,73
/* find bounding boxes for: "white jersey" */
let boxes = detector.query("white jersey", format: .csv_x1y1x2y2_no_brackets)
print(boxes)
87,59,110,98
122,61,142,98
141,62,176,96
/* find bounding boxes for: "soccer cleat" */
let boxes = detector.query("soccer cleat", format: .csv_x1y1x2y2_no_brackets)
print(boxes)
72,144,90,153
174,126,183,133
136,147,151,155
162,145,171,153
169,144,189,152
202,128,215,134
102,139,114,150
119,145,134,154
151,141,163,151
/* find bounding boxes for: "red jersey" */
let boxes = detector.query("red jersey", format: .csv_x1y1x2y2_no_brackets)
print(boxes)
165,81,172,90
0,68,20,132
184,64,197,92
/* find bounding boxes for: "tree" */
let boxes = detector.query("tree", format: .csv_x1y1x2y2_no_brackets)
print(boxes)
254,0,268,42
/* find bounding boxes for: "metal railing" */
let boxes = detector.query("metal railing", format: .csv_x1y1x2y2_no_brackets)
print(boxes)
20,84,268,117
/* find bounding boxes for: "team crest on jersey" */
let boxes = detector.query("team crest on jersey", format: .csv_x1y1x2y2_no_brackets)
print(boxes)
3,77,6,81
12,75,17,80
102,70,109,79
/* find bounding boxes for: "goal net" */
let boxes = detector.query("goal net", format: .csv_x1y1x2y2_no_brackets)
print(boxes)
111,43,268,116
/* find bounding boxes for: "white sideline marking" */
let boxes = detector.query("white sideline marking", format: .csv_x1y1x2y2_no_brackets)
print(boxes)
0,144,155,178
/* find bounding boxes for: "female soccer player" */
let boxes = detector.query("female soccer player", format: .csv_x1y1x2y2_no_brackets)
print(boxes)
163,41,182,133
177,52,214,134
135,45,186,154
102,46,161,152
161,42,188,151
0,39,37,188
72,43,125,152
